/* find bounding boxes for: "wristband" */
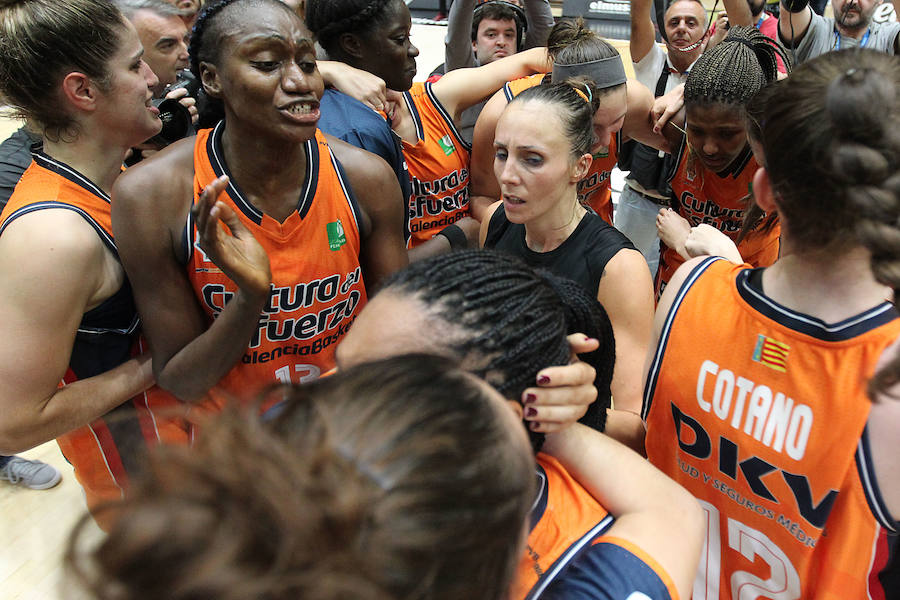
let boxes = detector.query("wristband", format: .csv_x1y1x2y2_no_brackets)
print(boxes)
436,223,468,250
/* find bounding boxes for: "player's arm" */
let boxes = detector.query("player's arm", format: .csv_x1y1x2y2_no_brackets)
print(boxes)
522,0,554,49
469,88,508,220
317,60,387,113
444,0,478,71
642,256,709,396
542,423,704,600
327,136,408,290
0,211,153,453
597,249,655,454
778,0,813,45
112,143,272,402
629,0,658,64
723,0,753,28
431,47,551,119
622,79,673,154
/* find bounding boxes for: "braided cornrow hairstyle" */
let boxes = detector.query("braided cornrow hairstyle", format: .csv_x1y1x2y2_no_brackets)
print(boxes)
305,0,392,55
383,249,616,451
685,26,790,107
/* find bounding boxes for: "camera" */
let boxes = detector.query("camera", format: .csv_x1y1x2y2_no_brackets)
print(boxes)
146,70,201,147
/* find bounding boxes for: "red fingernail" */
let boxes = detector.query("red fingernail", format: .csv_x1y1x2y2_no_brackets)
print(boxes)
526,407,537,418
530,421,541,430
524,393,537,404
537,375,550,385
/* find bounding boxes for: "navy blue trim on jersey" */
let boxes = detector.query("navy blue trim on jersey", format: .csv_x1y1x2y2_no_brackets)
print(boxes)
736,269,899,342
856,425,899,533
666,136,752,183
503,81,516,103
642,256,723,420
32,151,111,202
207,121,319,224
720,145,753,178
329,151,363,238
423,81,472,151
402,90,426,146
296,136,318,220
526,515,616,600
540,541,673,600
182,209,194,267
0,201,118,257
666,134,688,185
529,463,549,531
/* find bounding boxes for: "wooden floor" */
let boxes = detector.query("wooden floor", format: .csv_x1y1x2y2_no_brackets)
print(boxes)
0,442,101,600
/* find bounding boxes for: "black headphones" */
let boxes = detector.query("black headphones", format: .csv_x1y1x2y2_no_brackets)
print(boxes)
473,0,528,51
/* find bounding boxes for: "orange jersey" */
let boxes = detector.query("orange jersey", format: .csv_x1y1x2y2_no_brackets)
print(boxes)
401,82,471,248
513,453,678,599
644,258,900,600
657,141,780,296
0,153,189,528
503,74,618,224
189,124,367,409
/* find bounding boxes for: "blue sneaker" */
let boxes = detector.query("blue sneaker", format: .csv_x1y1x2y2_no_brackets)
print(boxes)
0,456,62,490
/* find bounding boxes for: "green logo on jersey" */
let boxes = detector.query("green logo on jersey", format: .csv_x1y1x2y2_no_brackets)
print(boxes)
438,135,455,156
326,220,346,251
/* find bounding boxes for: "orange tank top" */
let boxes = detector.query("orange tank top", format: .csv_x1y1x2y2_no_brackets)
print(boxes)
401,82,472,248
511,453,613,599
0,153,189,528
644,258,900,600
657,141,780,296
189,124,367,408
503,74,618,224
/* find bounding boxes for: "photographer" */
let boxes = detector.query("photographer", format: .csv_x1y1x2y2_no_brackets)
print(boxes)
115,0,199,159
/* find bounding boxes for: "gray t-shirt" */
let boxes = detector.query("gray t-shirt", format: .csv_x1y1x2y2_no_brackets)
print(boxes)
781,10,900,63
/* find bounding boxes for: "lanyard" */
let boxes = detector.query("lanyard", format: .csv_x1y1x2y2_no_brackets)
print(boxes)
834,27,871,49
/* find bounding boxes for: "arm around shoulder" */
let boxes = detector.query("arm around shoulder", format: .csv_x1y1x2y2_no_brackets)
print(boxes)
542,424,705,600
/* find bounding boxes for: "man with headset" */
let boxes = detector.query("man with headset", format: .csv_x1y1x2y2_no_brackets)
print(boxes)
435,0,553,143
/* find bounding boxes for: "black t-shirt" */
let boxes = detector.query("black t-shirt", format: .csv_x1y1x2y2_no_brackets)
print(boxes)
484,204,636,295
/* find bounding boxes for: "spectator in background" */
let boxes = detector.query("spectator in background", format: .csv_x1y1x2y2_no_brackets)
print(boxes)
435,0,553,143
779,0,900,62
616,0,710,276
115,0,191,98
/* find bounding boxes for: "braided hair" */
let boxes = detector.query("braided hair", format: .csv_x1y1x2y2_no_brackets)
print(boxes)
757,50,900,394
383,249,616,451
685,26,790,108
305,0,394,55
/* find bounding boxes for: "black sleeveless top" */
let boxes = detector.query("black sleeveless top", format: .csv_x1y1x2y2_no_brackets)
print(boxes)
484,204,636,295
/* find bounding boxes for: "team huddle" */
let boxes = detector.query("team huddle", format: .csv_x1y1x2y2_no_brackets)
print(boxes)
0,0,898,598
